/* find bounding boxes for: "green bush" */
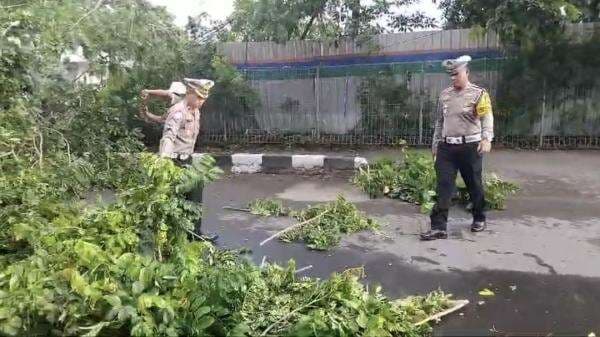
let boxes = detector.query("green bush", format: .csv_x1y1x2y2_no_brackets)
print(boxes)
354,152,519,214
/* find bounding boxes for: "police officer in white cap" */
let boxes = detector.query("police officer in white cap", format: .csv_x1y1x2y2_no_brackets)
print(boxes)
140,78,214,157
139,78,218,241
420,55,494,241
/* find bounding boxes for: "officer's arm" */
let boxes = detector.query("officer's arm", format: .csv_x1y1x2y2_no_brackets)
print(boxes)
143,89,175,102
139,96,168,124
476,91,494,141
144,110,167,124
432,98,444,153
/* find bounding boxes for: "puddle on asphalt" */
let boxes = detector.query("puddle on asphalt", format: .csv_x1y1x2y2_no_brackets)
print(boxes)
276,180,370,202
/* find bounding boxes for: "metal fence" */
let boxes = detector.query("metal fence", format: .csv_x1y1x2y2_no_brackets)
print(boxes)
200,25,600,148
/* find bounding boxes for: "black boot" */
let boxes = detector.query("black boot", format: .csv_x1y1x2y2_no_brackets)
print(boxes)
471,221,486,232
420,229,448,241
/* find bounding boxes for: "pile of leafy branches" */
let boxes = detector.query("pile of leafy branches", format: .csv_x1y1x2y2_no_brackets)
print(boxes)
248,198,290,216
1,152,456,336
241,265,454,337
387,152,438,214
247,196,379,250
0,153,216,336
351,158,400,199
473,174,519,211
353,151,519,214
392,290,454,324
1,2,462,335
353,152,437,213
280,196,380,251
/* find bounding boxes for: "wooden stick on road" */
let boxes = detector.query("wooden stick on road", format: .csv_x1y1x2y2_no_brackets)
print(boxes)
414,299,469,326
259,210,329,246
222,206,252,213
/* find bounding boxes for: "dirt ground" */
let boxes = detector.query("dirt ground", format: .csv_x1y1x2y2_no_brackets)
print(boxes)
201,149,600,335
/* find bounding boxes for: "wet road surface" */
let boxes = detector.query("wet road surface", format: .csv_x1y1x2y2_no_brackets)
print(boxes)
201,150,600,335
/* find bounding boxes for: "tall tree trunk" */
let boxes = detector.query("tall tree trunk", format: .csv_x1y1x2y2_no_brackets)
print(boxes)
301,1,326,40
349,0,361,37
301,10,319,39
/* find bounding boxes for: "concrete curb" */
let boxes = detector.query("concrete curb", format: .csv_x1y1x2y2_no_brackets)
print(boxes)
231,153,262,174
189,153,368,174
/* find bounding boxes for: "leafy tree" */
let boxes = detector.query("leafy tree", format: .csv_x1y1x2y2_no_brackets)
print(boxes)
439,0,593,46
2,0,261,155
440,0,583,45
438,0,600,136
1,0,191,165
221,0,438,43
186,12,234,44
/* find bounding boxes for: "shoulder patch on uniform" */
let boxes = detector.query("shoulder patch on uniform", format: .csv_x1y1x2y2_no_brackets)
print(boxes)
470,82,488,90
476,91,492,117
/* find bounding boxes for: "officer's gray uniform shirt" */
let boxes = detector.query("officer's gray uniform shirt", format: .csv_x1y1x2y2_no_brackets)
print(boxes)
432,82,494,151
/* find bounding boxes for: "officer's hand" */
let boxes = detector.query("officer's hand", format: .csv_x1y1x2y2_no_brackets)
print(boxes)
478,139,492,154
140,89,149,100
432,147,437,162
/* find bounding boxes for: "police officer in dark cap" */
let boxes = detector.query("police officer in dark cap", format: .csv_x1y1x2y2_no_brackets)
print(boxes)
421,55,494,241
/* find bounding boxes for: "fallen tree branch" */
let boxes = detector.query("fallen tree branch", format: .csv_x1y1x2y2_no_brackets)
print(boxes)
0,3,26,9
72,0,104,28
223,206,252,213
259,210,329,246
260,255,267,268
260,297,321,336
31,130,44,168
414,299,469,326
294,265,313,274
43,127,71,163
184,228,209,242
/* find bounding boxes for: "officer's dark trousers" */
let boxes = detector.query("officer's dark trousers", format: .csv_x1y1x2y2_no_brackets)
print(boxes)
430,142,486,231
174,157,203,235
185,187,204,235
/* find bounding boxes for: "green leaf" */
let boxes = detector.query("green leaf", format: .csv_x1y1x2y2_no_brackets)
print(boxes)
132,281,145,295
118,306,137,322
68,270,89,296
104,295,122,308
6,316,21,333
137,295,154,311
195,306,211,317
74,241,105,266
0,308,10,320
478,288,495,297
356,311,368,328
195,316,215,330
8,274,19,291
